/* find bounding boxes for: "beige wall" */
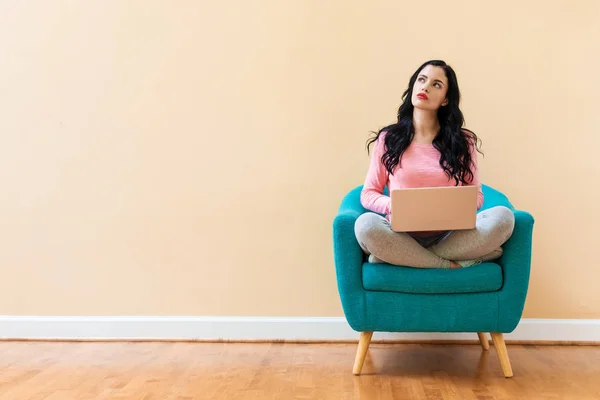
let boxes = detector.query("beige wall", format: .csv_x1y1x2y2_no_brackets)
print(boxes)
1,1,598,318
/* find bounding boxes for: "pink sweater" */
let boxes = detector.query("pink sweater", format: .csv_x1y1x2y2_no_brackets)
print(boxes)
360,131,484,217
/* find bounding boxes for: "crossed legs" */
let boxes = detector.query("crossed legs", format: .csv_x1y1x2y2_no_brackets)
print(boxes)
354,206,515,268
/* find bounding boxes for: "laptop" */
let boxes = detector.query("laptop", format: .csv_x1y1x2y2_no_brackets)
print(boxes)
390,185,478,232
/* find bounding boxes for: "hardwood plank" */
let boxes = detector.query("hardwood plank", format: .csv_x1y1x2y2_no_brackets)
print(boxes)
0,341,598,399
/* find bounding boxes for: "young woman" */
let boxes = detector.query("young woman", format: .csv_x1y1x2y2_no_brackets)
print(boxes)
354,60,515,269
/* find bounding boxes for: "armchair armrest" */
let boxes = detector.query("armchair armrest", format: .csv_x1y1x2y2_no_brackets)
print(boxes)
332,192,367,330
497,210,535,331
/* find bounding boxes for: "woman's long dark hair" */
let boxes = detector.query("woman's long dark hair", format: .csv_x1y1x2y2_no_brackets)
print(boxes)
366,60,483,185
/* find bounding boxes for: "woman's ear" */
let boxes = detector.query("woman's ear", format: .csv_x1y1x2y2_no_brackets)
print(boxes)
442,98,449,106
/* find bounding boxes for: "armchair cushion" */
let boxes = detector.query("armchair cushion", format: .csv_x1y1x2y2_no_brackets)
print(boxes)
362,261,503,294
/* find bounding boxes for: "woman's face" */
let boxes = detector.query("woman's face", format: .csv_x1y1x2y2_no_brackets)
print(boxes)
411,65,449,111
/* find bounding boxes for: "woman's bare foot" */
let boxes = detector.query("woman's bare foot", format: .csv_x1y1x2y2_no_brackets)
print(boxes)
449,261,462,269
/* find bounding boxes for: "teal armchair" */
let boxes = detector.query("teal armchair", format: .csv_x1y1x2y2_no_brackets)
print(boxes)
332,184,535,377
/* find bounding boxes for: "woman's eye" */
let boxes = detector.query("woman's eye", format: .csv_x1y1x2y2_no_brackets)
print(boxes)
434,83,441,88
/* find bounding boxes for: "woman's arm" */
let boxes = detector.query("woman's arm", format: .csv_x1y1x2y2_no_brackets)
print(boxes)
360,132,391,215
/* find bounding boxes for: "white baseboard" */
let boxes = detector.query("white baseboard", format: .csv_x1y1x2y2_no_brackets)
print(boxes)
0,317,598,342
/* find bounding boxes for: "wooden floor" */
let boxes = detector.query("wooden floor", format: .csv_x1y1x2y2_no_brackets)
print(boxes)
0,341,599,399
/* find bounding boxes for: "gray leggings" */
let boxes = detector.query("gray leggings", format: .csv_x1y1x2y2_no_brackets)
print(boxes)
354,206,515,268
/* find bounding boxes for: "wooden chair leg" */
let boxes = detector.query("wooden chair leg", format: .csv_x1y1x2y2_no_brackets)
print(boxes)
353,332,373,375
477,332,490,350
490,332,513,377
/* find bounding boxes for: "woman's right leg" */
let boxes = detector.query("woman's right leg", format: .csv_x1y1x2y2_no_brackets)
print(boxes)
354,212,452,269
